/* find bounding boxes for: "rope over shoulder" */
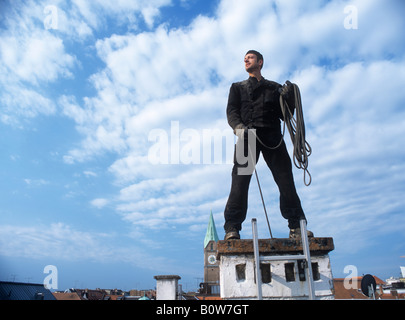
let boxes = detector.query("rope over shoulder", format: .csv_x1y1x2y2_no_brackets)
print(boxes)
279,82,312,186
247,81,312,186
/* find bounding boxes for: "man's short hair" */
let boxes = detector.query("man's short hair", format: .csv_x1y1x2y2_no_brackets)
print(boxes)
246,50,264,69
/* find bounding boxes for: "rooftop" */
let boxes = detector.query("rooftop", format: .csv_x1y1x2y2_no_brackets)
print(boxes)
217,237,334,257
0,281,56,300
333,276,405,300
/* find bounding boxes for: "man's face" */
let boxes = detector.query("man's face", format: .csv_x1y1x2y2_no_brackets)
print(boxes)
244,53,262,73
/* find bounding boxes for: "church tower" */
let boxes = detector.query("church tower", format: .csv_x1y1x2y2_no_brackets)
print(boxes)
202,211,220,295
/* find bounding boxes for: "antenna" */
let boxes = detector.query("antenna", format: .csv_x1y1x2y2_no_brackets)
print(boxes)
360,274,377,299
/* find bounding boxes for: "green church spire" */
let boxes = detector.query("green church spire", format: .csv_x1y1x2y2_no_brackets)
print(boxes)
204,211,219,248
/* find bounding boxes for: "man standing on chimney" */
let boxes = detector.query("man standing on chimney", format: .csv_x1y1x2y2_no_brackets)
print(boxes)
223,50,313,241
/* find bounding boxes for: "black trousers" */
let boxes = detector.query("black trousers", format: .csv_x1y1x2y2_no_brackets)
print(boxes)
224,127,306,232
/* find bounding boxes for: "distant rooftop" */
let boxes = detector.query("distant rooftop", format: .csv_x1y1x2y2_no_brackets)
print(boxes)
0,281,56,300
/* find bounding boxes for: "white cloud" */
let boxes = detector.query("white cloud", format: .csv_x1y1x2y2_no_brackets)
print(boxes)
90,198,109,209
0,222,174,271
116,165,230,229
1,34,74,84
0,0,175,125
0,87,55,125
24,178,50,187
0,1,76,83
0,1,75,125
83,170,97,177
0,223,108,260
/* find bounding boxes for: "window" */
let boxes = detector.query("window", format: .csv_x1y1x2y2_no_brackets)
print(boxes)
312,262,320,281
285,263,295,282
235,264,246,281
294,261,321,282
260,263,271,283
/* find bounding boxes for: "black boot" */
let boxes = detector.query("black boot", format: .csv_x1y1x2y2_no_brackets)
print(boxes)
224,228,240,240
289,228,314,240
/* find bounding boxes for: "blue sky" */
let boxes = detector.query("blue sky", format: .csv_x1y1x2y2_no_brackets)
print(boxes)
1,0,405,292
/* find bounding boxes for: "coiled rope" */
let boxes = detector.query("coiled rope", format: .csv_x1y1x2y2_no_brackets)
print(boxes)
246,82,312,238
279,82,312,186
252,82,312,186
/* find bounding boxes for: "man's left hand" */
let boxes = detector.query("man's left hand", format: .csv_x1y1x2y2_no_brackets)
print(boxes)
279,80,294,96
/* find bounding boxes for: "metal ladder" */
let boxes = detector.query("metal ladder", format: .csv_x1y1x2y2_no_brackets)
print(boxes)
252,218,316,300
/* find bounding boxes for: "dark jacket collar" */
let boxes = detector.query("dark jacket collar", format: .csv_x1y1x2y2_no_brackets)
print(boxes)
248,76,266,91
248,75,264,83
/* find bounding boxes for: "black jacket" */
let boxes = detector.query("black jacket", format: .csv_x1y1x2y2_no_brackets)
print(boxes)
226,77,295,131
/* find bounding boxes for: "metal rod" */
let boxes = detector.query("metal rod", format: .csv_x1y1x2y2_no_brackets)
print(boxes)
252,218,263,300
260,255,306,261
300,219,316,300
246,135,273,239
254,169,273,239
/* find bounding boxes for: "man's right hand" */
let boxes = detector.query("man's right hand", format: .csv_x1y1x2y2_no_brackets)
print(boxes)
234,123,247,140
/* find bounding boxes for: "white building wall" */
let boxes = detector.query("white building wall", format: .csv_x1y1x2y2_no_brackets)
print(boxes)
220,254,334,300
155,277,179,300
